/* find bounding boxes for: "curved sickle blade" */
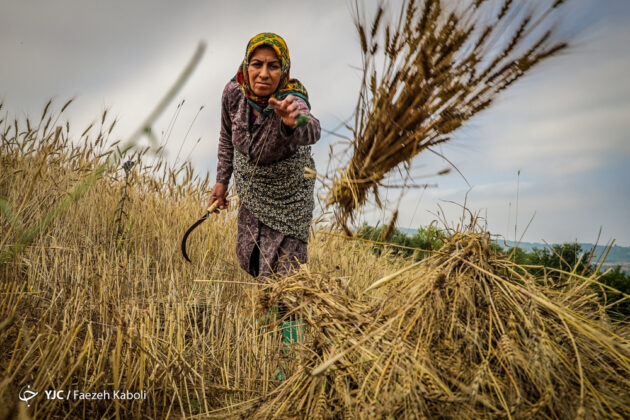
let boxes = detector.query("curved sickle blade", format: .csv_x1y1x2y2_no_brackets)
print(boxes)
182,200,221,263
181,212,210,263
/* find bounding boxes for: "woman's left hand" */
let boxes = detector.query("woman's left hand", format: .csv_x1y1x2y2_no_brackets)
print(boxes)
269,95,299,129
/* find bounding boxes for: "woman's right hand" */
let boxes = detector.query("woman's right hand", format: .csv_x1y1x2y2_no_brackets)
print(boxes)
208,183,229,213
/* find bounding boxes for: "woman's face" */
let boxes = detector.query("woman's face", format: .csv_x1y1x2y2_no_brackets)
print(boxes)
248,46,282,97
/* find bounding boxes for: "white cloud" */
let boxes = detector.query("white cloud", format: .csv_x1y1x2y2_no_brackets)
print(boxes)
465,22,630,177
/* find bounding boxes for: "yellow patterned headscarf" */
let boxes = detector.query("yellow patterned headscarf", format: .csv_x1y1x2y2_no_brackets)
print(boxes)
233,32,310,115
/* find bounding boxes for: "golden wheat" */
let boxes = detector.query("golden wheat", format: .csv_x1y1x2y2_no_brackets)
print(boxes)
326,0,571,227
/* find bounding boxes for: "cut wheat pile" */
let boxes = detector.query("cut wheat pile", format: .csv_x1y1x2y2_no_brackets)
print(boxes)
212,231,630,419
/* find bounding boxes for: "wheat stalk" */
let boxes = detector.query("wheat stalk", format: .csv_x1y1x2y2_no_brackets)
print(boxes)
326,0,570,227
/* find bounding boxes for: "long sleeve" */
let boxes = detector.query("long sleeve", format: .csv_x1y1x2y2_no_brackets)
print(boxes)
278,96,321,146
219,84,320,166
216,83,234,185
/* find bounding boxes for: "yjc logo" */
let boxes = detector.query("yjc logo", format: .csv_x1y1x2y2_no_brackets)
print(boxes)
44,390,65,399
18,385,38,407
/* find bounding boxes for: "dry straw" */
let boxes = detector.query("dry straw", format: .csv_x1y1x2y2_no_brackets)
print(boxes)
326,0,570,226
230,229,630,419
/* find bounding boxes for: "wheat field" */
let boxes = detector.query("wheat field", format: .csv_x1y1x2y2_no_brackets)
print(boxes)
1,101,629,419
0,104,407,419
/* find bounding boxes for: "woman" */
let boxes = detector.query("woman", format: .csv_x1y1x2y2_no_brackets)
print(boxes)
208,32,321,281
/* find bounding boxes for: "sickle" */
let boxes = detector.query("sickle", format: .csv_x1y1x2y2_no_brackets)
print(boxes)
181,200,220,263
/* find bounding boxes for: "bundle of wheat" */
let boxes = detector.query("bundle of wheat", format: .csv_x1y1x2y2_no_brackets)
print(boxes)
326,0,570,226
244,230,630,419
365,231,630,418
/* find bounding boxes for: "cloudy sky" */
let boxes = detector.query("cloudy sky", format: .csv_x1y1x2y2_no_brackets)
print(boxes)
2,0,629,246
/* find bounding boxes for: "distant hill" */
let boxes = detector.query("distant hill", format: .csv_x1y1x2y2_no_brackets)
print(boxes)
398,227,630,272
496,239,630,265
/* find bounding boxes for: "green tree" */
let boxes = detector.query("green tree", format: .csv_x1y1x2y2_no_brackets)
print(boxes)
596,265,630,319
356,224,445,261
